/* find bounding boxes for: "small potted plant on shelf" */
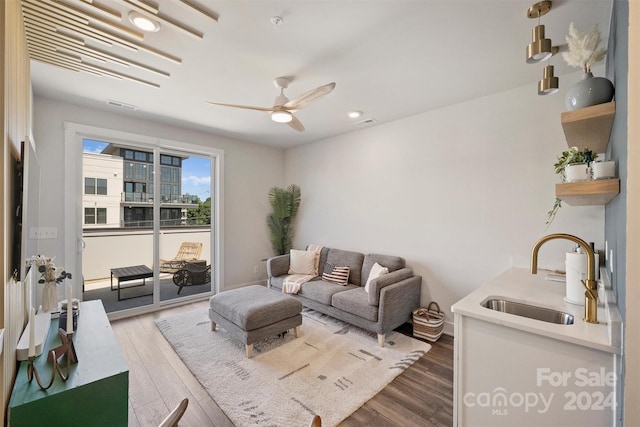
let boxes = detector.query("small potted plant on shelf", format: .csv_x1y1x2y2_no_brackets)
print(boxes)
553,146,597,182
546,147,597,225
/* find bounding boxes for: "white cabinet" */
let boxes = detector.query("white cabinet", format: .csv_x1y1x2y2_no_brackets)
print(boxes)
451,268,622,427
454,314,617,426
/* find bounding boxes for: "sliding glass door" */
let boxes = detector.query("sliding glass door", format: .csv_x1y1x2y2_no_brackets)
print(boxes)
65,123,220,316
158,151,212,303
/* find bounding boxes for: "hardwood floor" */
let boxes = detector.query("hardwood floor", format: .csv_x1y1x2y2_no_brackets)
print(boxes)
111,300,454,427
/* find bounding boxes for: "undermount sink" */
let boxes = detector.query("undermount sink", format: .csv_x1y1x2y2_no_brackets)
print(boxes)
482,298,575,325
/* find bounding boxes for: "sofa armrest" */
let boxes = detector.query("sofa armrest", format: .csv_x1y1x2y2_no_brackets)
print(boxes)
378,275,422,334
267,254,291,279
368,267,414,306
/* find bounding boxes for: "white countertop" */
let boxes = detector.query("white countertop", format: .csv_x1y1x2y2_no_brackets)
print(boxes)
451,267,622,354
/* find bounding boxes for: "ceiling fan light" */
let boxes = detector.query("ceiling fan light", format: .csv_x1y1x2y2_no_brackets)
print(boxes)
128,11,160,32
538,65,559,95
526,25,552,63
271,110,292,123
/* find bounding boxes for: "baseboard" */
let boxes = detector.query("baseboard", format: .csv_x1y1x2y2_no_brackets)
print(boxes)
221,279,266,292
443,320,454,337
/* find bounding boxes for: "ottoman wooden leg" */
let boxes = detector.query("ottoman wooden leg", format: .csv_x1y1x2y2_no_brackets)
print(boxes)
211,320,217,331
293,326,301,338
246,343,254,359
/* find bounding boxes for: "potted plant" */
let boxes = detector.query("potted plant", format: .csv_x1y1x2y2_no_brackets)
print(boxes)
553,146,597,182
546,147,597,225
267,184,301,255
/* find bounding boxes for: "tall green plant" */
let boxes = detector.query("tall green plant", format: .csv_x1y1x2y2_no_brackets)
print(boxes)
267,184,301,255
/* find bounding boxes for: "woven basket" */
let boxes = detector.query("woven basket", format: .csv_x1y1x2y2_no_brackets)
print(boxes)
412,302,445,342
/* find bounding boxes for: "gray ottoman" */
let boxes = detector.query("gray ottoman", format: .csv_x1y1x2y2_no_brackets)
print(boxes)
209,285,303,358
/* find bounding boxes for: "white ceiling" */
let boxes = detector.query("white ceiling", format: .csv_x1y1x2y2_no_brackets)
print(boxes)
26,0,613,148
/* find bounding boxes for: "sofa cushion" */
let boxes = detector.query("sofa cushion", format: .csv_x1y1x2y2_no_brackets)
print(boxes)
321,263,350,285
360,254,406,287
364,262,389,294
307,245,330,275
298,280,357,305
326,248,364,286
331,288,378,322
288,249,317,275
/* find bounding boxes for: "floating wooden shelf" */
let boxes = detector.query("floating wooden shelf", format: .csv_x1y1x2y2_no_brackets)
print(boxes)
556,179,620,206
561,102,615,154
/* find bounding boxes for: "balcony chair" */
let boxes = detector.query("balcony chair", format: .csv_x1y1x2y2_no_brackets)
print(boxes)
173,262,211,294
159,242,203,273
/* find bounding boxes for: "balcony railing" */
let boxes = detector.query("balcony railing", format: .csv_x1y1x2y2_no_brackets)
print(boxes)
121,192,198,205
81,227,211,282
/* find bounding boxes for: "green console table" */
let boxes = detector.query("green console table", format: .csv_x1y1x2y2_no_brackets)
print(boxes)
8,300,129,426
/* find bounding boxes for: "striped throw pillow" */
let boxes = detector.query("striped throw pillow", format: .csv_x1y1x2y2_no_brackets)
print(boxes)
322,264,350,285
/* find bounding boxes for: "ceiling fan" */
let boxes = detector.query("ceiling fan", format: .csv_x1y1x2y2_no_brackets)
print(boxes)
207,77,336,132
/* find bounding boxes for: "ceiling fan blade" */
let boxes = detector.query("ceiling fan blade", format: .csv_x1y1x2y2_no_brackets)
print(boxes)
287,114,305,132
206,102,274,112
283,82,336,111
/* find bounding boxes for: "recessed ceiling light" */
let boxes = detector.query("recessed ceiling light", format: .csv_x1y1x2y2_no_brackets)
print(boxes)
347,111,362,119
128,11,160,32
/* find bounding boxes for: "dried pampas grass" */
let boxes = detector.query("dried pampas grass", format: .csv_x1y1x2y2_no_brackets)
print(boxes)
562,22,607,73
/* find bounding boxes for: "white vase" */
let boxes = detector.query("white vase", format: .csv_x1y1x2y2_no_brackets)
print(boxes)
42,281,59,312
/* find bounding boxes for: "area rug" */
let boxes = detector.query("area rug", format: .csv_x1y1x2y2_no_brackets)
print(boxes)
156,307,430,427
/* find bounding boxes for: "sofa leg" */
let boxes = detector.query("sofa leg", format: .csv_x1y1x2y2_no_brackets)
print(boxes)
293,325,301,338
377,334,385,347
246,343,254,359
211,320,216,331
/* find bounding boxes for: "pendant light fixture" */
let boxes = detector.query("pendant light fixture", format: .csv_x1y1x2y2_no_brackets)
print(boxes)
538,46,560,95
538,64,559,95
526,1,553,64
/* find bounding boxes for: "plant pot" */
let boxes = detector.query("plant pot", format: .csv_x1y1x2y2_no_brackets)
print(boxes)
565,163,590,182
592,161,616,180
565,72,615,111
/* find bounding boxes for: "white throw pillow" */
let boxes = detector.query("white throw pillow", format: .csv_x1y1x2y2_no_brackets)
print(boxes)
365,262,389,294
288,249,317,275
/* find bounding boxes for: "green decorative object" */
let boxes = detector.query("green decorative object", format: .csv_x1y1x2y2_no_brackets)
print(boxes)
9,301,128,426
267,184,301,256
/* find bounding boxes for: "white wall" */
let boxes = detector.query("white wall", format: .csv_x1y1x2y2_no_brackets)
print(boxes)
33,96,285,290
285,72,605,333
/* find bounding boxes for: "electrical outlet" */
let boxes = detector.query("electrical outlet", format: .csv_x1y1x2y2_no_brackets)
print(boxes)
253,265,259,274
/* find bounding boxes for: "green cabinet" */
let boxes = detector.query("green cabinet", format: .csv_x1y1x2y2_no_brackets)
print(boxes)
8,301,128,426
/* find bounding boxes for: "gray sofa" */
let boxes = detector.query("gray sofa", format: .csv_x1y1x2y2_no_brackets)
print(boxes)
266,246,422,347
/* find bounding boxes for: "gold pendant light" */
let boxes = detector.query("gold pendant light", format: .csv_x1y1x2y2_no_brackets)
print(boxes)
526,1,553,63
538,65,559,95
538,46,560,95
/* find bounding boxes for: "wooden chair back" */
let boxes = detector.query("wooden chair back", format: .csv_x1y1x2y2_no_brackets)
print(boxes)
158,398,188,427
309,415,321,427
174,242,202,261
